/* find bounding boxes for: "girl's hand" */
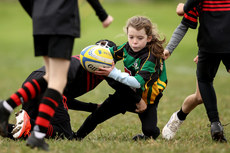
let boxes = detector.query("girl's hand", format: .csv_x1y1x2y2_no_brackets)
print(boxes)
94,61,115,76
135,98,147,113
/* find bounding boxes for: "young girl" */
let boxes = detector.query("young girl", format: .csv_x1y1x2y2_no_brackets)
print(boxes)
75,16,167,140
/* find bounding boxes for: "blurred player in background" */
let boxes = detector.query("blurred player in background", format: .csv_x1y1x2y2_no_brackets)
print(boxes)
0,0,113,150
6,40,116,141
164,1,230,143
162,3,203,140
18,0,114,28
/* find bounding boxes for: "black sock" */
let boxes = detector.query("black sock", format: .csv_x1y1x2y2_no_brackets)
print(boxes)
177,108,188,121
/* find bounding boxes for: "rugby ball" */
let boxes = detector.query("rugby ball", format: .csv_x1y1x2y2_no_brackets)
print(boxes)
80,45,113,72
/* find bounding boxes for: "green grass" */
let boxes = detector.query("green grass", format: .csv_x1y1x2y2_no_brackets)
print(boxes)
0,1,230,153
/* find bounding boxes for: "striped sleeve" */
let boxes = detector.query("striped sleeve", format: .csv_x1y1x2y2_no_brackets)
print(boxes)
182,5,200,29
184,0,201,13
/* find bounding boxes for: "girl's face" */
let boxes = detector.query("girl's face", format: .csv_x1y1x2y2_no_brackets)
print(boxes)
127,26,152,52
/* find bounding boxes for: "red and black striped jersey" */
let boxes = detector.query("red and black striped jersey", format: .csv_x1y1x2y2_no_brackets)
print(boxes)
184,0,230,53
198,0,230,53
31,55,104,100
184,0,202,13
202,0,230,11
22,55,103,125
63,55,104,99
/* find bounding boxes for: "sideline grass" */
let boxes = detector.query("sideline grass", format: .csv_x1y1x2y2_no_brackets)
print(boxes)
0,1,230,153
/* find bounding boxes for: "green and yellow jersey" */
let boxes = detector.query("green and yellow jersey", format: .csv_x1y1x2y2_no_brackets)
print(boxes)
109,42,167,104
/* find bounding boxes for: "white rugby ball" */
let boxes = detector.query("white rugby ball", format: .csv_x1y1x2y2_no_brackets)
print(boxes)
80,45,113,72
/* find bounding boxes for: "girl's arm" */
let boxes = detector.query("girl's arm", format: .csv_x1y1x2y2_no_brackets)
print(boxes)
108,67,141,88
94,62,141,88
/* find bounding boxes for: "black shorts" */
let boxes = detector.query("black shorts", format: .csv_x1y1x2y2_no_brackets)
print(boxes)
222,54,230,72
34,35,74,60
197,51,230,82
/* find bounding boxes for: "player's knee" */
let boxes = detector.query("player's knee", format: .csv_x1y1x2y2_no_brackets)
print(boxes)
195,95,203,105
142,126,160,139
228,69,230,73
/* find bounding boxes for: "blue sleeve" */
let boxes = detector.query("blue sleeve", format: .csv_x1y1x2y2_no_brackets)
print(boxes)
108,67,141,88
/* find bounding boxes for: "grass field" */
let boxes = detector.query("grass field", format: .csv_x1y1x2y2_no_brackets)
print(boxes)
0,1,230,153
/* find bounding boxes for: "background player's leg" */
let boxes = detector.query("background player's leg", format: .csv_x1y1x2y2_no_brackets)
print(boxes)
75,92,125,140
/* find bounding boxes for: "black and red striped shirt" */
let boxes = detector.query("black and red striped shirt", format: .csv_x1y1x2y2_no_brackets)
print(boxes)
184,0,230,53
22,55,103,125
32,55,104,100
63,55,104,99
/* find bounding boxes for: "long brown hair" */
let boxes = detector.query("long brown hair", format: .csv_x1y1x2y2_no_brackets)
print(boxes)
125,16,165,59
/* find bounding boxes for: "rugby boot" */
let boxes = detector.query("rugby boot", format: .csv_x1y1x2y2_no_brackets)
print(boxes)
12,109,31,138
0,100,10,137
211,121,227,143
162,111,183,140
26,131,49,151
132,133,150,141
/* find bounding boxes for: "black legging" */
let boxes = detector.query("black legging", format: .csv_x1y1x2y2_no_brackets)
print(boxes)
75,79,161,139
197,51,230,123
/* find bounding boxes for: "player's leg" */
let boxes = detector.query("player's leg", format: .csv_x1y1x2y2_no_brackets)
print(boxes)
74,92,125,140
18,0,33,17
162,81,203,140
45,121,74,140
11,95,73,140
10,69,72,140
181,81,202,113
105,77,142,106
26,35,73,150
27,60,70,148
222,53,230,73
133,102,160,141
0,68,47,137
45,94,73,140
197,51,227,142
67,98,99,112
74,78,142,140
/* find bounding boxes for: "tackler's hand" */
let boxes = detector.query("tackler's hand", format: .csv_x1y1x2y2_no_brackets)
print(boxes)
135,98,147,113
